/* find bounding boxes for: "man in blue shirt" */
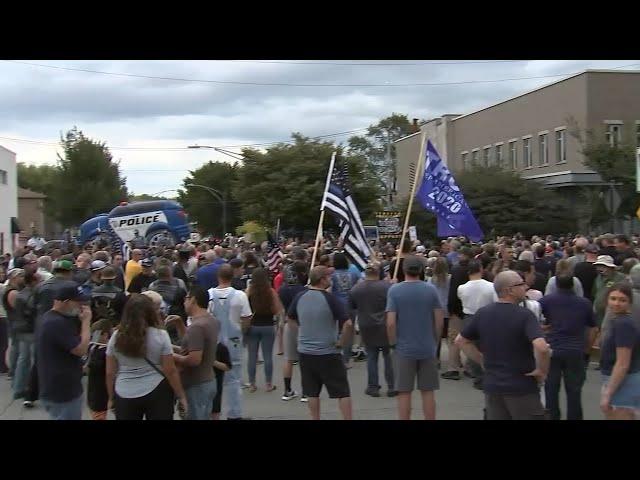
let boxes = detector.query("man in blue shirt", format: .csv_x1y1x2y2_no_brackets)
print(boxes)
386,256,444,420
196,250,226,290
539,275,597,420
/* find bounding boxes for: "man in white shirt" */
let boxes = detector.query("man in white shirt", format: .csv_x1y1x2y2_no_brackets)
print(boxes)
457,260,496,388
208,264,252,420
27,233,46,252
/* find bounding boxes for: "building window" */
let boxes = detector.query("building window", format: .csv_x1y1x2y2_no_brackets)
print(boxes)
538,134,548,166
523,138,532,168
0,169,7,185
483,147,491,167
495,144,503,167
606,124,622,147
556,130,566,163
509,141,517,170
472,150,479,166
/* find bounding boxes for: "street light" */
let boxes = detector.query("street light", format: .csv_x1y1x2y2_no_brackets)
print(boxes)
185,183,228,237
187,144,245,161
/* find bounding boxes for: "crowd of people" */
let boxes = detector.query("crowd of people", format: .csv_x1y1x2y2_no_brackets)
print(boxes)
0,230,639,420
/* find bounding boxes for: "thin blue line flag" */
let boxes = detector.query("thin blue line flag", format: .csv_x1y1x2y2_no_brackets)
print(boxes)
416,140,484,242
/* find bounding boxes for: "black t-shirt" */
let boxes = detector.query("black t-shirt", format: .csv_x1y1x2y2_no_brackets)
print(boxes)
573,261,598,302
127,273,157,294
532,272,547,294
36,310,83,402
461,302,544,395
600,314,640,376
534,257,554,279
278,284,307,313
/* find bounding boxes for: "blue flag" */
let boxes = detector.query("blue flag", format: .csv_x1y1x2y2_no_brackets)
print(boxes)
416,140,483,242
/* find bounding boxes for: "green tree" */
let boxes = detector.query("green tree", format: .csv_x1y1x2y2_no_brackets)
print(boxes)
233,134,382,234
177,161,241,236
50,127,128,226
455,166,575,237
347,113,419,207
128,193,168,202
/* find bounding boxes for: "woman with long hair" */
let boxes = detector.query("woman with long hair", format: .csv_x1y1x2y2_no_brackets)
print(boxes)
106,294,187,420
426,257,451,365
246,268,284,392
545,259,584,297
600,283,640,420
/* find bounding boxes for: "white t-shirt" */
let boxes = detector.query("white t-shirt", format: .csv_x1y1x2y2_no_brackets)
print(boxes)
457,279,497,315
208,286,252,326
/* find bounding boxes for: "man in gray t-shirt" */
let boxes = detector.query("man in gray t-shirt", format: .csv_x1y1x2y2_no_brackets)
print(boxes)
288,266,354,420
386,256,444,420
348,261,395,398
170,286,219,420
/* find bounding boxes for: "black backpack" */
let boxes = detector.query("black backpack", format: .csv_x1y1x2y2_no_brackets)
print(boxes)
91,294,119,325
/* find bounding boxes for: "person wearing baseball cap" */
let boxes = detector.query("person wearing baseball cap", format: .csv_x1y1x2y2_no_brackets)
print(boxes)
592,255,626,331
85,260,107,291
387,255,444,419
36,281,92,420
127,257,157,294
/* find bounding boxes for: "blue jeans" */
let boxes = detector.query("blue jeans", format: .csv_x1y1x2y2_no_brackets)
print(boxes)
544,351,586,420
43,395,83,420
12,334,34,397
185,379,217,420
365,346,394,389
224,363,243,418
247,325,275,384
8,331,19,377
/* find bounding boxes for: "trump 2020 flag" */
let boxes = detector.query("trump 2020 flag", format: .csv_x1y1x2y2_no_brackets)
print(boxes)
416,140,483,242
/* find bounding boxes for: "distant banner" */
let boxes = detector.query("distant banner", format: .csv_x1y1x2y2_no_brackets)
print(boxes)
376,211,402,242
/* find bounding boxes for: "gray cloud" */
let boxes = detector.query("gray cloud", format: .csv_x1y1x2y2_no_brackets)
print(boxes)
1,59,637,194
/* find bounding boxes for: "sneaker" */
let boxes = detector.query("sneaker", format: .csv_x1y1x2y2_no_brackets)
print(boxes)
387,390,398,398
441,370,460,380
365,386,380,397
281,390,299,401
300,395,308,403
354,351,367,362
241,383,251,389
23,400,34,409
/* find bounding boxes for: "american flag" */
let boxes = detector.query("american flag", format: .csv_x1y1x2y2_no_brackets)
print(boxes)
321,159,371,271
266,232,284,273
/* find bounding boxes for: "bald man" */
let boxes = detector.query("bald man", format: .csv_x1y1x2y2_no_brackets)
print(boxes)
124,249,143,291
455,271,550,420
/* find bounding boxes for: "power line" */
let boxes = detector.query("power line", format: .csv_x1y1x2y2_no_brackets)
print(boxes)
4,60,638,88
0,127,370,151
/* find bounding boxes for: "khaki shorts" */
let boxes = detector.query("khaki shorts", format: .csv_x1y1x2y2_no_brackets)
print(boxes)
284,322,299,362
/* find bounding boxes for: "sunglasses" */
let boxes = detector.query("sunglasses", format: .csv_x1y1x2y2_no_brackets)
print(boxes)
510,282,526,288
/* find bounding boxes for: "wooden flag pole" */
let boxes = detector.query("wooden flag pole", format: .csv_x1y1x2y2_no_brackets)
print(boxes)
392,133,426,281
310,151,337,271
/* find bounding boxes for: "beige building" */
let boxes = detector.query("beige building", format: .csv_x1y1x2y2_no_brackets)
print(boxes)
18,187,47,242
395,70,640,201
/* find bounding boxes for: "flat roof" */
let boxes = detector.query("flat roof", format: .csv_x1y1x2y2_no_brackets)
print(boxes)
452,70,640,122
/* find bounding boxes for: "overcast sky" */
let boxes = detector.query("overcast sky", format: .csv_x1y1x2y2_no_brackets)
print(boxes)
1,59,638,195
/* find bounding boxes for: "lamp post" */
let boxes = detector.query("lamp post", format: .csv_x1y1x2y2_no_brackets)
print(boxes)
185,183,228,237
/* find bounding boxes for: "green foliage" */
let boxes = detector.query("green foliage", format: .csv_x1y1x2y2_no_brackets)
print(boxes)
232,134,382,232
50,127,128,226
17,163,60,219
236,220,267,244
129,193,168,202
455,166,575,237
177,161,241,236
347,113,417,205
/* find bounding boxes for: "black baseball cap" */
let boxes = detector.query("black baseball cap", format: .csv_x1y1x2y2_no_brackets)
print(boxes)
55,281,92,302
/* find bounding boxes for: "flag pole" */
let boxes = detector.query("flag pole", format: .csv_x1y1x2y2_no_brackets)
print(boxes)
310,151,336,271
393,133,426,281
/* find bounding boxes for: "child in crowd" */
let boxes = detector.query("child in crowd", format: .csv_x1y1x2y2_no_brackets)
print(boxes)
86,319,113,420
211,342,232,420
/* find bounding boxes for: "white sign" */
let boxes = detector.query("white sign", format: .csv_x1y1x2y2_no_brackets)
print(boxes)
190,232,201,242
409,226,417,242
109,211,167,242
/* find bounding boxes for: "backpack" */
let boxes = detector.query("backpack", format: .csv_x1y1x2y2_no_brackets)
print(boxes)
91,294,119,324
